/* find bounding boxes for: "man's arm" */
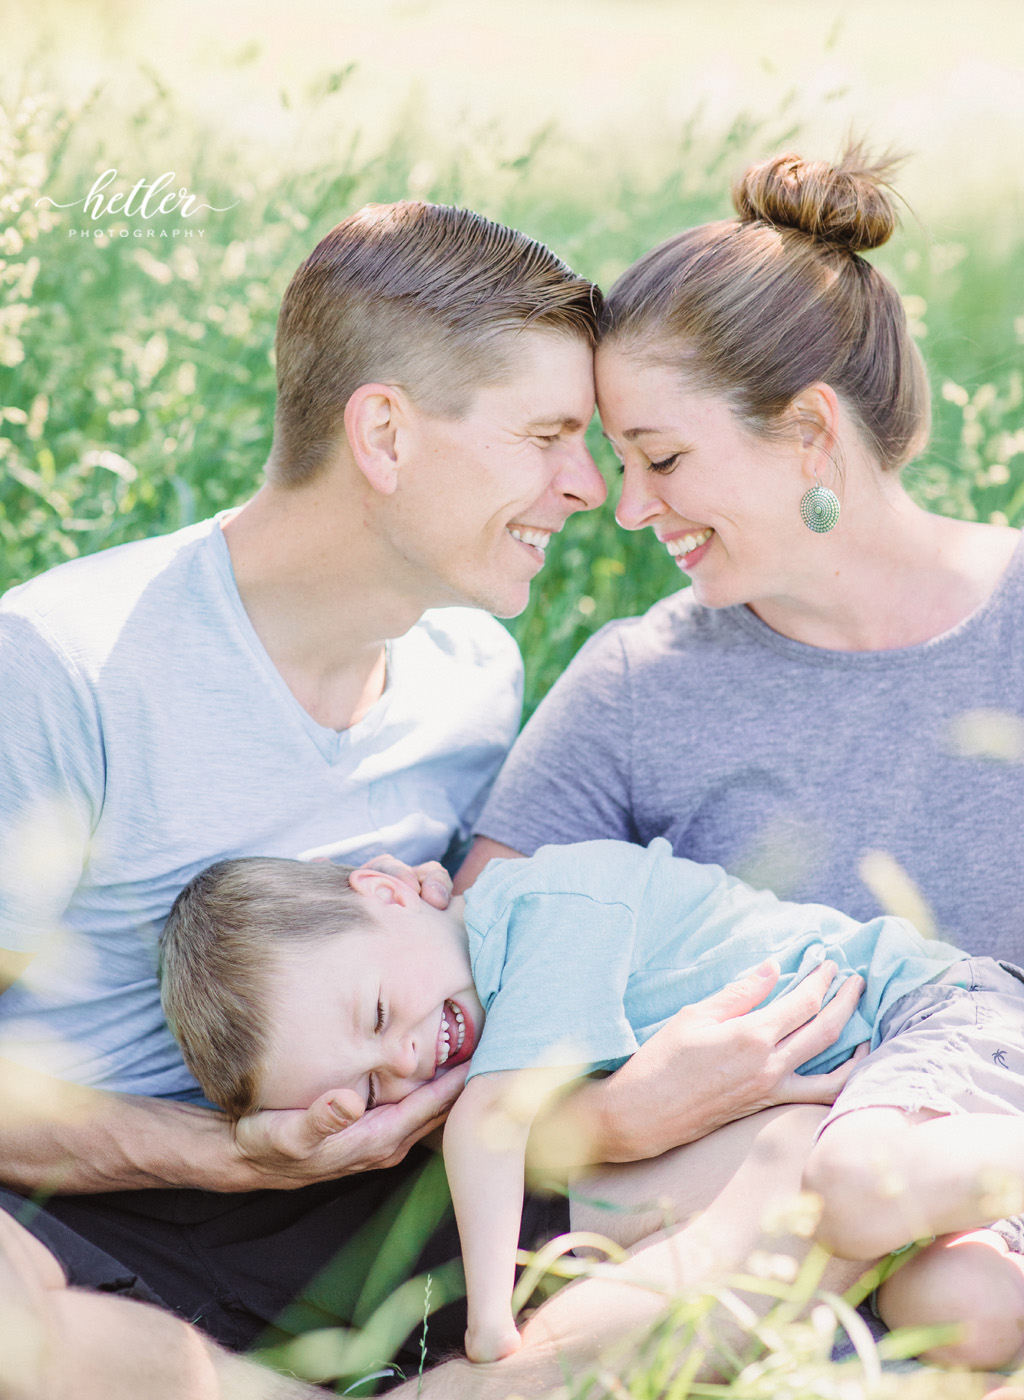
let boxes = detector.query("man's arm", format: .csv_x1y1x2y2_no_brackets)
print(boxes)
0,1041,468,1194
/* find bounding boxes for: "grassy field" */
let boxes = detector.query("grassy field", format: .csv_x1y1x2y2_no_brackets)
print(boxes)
3,82,1024,716
3,72,1024,1397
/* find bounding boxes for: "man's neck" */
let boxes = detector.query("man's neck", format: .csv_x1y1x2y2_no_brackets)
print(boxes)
221,480,427,732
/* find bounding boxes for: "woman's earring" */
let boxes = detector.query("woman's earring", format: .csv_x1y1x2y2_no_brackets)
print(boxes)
799,478,840,533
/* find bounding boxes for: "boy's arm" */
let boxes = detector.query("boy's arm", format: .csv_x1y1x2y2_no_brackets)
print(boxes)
444,1072,534,1364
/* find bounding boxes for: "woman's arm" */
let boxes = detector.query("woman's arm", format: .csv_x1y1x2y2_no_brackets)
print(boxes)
444,1073,532,1363
453,838,521,893
531,959,865,1169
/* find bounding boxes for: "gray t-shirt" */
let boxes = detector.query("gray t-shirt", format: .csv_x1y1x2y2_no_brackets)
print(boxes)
479,538,1024,959
0,517,523,1096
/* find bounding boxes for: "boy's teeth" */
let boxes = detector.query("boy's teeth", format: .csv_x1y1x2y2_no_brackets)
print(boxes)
509,527,552,552
666,528,712,558
438,1000,466,1065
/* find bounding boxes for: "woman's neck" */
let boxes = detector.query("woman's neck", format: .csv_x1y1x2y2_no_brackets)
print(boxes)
749,488,1020,652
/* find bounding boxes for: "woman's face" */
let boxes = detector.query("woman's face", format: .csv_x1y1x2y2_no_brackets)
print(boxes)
596,344,811,612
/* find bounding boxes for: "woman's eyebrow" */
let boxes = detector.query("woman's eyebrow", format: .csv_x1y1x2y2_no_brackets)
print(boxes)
621,425,672,441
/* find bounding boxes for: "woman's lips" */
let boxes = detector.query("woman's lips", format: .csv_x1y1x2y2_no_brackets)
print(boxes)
663,527,713,571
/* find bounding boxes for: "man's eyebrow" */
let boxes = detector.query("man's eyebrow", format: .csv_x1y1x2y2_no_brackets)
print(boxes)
524,416,586,433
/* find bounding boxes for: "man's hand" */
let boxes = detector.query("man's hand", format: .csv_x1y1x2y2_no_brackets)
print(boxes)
351,855,453,910
230,1064,469,1189
533,960,867,1169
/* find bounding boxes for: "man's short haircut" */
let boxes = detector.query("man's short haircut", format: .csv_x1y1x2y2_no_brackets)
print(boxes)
268,201,603,485
159,857,367,1118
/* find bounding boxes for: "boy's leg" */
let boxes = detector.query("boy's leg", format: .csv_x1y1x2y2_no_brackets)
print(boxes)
804,1106,1024,1259
878,1229,1024,1371
402,1105,866,1398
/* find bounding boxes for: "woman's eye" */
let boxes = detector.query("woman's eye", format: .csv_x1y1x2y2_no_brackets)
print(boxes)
375,999,385,1033
649,454,679,474
367,1075,378,1110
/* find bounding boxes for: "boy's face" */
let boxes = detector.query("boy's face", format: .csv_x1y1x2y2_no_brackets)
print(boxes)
258,872,484,1113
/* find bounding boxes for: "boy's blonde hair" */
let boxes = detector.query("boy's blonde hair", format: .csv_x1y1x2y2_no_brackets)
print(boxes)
159,857,366,1118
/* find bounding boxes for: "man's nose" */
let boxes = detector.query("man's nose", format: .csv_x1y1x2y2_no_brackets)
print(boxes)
615,462,664,531
555,441,608,513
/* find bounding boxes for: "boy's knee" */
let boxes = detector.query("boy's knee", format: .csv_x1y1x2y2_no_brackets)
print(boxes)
802,1132,900,1259
879,1233,1024,1371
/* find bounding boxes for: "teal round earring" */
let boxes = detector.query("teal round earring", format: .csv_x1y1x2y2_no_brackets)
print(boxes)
799,482,840,533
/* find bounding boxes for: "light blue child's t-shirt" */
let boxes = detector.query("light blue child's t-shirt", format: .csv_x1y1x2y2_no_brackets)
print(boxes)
462,838,966,1080
0,517,522,1097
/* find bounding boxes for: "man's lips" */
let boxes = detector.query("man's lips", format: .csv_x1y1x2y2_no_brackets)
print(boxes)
507,525,555,562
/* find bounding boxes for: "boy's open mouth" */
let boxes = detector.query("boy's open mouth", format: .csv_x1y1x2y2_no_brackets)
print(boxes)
436,998,467,1069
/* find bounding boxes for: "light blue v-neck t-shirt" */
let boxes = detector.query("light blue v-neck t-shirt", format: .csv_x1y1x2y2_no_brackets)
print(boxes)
463,839,965,1080
0,517,522,1097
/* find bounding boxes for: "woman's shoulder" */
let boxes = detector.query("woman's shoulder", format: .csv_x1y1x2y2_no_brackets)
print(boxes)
577,587,747,672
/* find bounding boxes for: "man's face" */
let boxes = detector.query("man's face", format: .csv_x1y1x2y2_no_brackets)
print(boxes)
380,329,606,618
258,887,484,1113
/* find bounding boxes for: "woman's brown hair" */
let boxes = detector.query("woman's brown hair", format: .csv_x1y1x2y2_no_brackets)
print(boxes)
601,147,930,470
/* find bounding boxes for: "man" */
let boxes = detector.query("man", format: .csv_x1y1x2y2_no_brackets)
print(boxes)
0,201,861,1398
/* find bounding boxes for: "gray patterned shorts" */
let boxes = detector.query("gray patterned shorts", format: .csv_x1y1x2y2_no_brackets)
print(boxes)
818,956,1024,1251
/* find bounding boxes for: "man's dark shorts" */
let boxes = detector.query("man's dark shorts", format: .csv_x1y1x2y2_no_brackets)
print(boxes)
0,1147,569,1374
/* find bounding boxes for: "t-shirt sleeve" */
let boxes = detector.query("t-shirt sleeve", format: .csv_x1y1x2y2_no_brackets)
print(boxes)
476,624,637,855
0,612,103,954
467,889,639,1078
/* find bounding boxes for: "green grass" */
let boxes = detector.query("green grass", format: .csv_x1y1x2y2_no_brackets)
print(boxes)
3,81,1024,716
4,72,1024,1397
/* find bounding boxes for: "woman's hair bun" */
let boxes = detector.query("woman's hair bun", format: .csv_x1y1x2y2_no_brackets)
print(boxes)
733,145,900,252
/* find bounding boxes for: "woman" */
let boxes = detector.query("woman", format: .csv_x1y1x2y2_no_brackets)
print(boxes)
459,147,1024,1370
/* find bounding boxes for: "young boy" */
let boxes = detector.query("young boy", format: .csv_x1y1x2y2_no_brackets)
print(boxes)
160,839,1024,1371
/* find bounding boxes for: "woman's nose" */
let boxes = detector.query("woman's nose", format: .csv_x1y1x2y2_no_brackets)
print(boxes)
615,463,665,531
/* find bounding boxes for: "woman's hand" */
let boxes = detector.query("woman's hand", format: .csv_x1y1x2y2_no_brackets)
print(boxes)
230,1065,469,1188
350,854,453,910
532,959,867,1169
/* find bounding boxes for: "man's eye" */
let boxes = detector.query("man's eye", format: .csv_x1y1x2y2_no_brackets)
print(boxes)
367,1075,378,1110
649,454,679,473
375,999,385,1032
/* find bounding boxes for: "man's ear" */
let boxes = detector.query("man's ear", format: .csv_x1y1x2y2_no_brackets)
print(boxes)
791,382,841,480
343,383,406,496
347,868,419,907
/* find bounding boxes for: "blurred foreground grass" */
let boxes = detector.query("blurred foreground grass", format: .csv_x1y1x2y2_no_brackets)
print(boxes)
252,1153,1019,1397
3,78,1024,713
